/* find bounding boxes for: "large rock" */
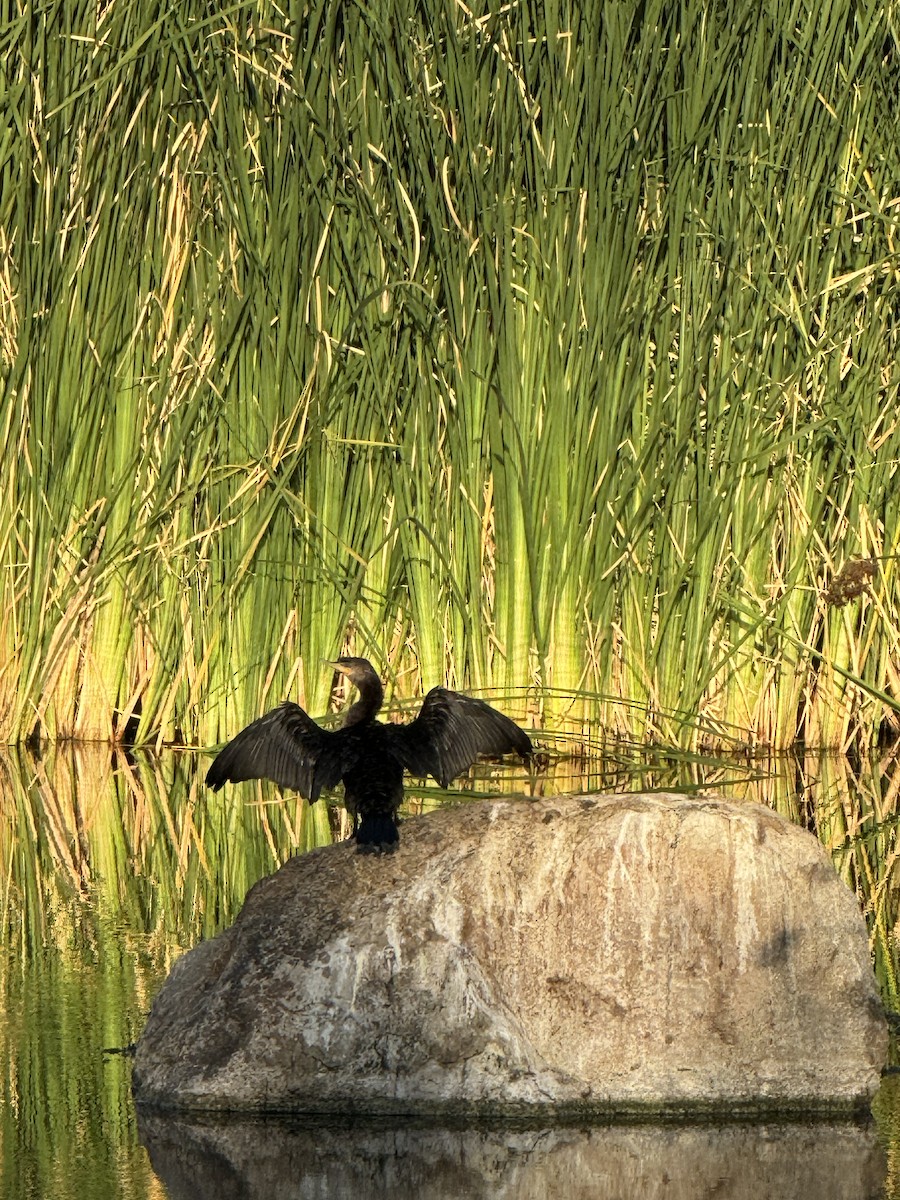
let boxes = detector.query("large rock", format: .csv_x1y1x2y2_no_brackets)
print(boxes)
132,794,887,1115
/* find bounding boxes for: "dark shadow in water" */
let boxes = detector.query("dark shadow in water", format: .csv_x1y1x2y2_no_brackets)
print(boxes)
138,1110,885,1200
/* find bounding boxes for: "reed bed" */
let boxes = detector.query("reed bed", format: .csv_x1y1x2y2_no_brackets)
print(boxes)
1,0,899,749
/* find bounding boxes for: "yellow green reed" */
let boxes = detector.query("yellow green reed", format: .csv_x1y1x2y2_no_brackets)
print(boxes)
1,0,899,750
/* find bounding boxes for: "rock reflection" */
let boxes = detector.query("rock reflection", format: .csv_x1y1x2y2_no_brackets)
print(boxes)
138,1112,885,1200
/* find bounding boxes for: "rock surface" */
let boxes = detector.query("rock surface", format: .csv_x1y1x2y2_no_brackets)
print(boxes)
132,794,887,1115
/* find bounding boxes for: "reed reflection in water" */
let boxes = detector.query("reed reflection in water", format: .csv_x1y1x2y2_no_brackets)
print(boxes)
1,739,899,1199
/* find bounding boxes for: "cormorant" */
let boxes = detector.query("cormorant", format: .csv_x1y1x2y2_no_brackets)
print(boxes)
205,657,533,851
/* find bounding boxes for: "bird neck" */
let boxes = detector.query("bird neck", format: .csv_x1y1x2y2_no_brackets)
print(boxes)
342,677,384,727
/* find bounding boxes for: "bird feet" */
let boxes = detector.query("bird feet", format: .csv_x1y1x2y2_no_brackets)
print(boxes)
355,839,398,855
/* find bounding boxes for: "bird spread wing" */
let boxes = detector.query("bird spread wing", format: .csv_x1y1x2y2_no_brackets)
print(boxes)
386,687,532,788
205,702,349,801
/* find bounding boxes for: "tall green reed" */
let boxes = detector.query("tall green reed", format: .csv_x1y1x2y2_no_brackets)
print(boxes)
1,0,899,749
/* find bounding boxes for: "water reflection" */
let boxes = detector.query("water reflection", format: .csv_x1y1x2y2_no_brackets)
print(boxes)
1,740,900,1199
138,1112,885,1200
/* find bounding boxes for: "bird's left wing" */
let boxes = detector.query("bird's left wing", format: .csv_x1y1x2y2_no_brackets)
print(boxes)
386,687,532,788
205,702,348,801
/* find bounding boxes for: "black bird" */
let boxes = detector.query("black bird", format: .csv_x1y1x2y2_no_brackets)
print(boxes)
205,657,533,851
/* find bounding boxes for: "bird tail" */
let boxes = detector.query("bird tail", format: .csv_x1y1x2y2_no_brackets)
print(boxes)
355,813,400,853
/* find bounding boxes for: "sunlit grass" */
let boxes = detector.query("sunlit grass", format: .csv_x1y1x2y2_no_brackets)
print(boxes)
1,0,899,749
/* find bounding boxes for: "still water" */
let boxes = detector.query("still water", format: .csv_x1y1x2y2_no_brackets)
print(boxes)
2,740,900,1198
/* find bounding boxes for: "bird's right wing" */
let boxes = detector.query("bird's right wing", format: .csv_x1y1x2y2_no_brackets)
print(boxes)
205,702,348,801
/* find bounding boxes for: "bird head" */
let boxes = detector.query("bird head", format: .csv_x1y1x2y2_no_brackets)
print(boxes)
324,657,380,689
324,657,384,725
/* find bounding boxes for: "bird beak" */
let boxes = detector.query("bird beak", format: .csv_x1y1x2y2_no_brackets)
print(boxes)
323,659,346,675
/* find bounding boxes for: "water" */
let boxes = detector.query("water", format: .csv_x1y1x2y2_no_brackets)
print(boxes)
2,741,899,1198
